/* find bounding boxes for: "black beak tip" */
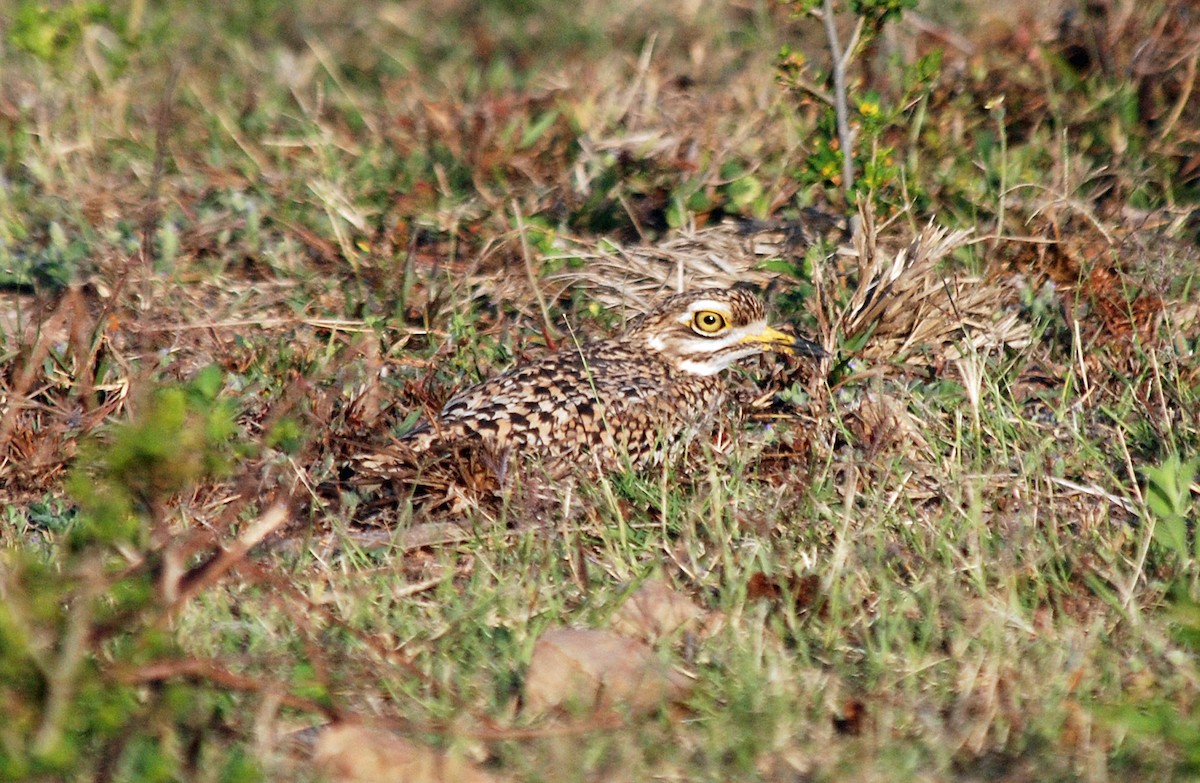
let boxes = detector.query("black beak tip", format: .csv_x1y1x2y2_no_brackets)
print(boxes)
792,336,829,360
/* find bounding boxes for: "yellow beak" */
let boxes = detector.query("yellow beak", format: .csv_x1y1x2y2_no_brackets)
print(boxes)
742,326,827,359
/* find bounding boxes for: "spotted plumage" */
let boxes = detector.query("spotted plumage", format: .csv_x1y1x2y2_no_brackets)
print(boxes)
405,287,826,472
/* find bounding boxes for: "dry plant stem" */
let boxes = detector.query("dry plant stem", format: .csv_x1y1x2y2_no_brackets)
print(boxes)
789,77,835,106
141,64,180,272
1148,347,1171,435
989,98,1007,253
306,38,379,136
62,288,99,414
129,317,378,333
824,463,859,594
172,500,291,611
0,290,83,459
616,190,649,241
115,657,333,717
1046,477,1137,515
513,200,558,350
32,557,103,756
1071,315,1091,396
819,0,857,204
1156,49,1197,141
1115,426,1151,617
904,12,978,55
616,33,657,123
187,79,270,172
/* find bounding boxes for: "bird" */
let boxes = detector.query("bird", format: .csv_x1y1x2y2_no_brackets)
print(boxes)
401,286,826,475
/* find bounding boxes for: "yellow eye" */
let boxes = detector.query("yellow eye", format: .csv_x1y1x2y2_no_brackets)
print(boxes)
692,310,728,334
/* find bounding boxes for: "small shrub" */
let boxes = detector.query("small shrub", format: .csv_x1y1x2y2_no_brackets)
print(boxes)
0,368,261,782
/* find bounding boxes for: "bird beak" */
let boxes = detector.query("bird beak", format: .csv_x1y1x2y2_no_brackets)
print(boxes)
744,326,828,359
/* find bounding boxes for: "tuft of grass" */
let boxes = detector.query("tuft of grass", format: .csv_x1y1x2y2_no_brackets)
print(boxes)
0,369,267,781
1,0,1199,780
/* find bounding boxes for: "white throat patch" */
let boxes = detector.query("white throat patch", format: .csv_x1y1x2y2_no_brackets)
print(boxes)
677,356,728,376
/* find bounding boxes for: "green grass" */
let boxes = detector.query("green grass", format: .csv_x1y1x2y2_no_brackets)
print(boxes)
2,0,1200,780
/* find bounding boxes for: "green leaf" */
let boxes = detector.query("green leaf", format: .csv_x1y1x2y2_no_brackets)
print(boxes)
725,176,763,210
266,418,304,455
758,259,798,276
520,110,559,149
190,365,225,403
1143,454,1197,560
1153,516,1189,560
666,195,687,229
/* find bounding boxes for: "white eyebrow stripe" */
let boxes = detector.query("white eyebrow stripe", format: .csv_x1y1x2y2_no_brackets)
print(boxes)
686,300,733,315
676,300,734,325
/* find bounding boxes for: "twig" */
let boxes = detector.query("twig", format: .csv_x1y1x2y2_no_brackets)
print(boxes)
616,33,658,123
904,11,978,56
112,657,333,717
32,558,103,755
127,316,393,333
172,500,291,610
820,0,857,204
1156,49,1198,142
840,14,866,73
788,77,835,106
1045,476,1138,515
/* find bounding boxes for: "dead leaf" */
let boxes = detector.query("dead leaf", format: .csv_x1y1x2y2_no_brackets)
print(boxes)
611,579,707,643
849,392,930,460
746,572,782,601
523,628,693,716
746,571,824,616
832,698,866,736
313,724,500,783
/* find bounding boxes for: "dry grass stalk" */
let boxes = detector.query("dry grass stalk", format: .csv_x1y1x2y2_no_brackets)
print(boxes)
822,205,1032,363
547,213,846,315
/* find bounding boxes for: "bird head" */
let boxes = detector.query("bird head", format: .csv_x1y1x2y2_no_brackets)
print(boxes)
626,287,827,376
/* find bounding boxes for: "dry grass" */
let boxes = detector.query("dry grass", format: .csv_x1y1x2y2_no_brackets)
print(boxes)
1,0,1199,781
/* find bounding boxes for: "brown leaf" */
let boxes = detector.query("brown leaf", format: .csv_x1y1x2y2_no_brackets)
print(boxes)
746,572,782,601
832,698,866,736
313,724,501,783
746,572,824,616
522,628,693,716
611,579,708,643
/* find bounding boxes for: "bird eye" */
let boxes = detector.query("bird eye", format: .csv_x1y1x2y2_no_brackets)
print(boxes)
692,310,728,335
